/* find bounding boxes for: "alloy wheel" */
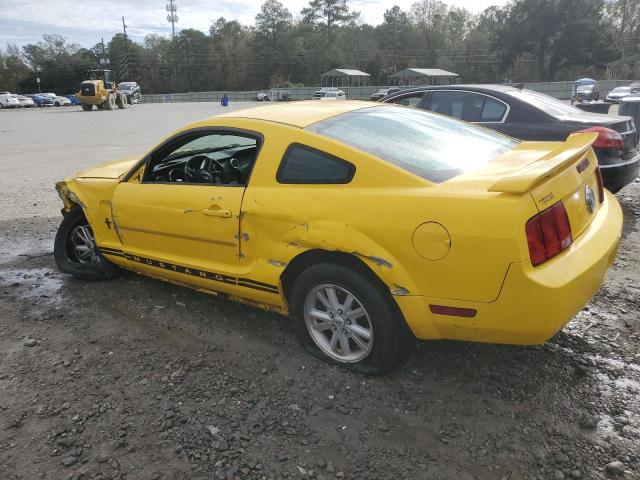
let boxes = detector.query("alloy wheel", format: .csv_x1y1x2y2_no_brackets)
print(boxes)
69,224,99,265
303,284,373,363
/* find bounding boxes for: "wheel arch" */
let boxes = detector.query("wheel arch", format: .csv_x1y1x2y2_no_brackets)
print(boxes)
279,249,416,339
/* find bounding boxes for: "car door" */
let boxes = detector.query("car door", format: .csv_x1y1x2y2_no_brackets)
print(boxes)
111,129,260,286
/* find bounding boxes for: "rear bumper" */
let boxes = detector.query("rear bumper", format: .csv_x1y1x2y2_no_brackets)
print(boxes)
600,152,640,193
396,192,623,344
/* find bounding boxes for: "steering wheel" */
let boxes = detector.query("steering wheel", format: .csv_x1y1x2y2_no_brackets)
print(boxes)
184,155,229,184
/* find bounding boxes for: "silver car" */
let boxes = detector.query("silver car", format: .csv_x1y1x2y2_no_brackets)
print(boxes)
0,94,21,108
606,86,640,104
42,93,72,107
14,95,35,108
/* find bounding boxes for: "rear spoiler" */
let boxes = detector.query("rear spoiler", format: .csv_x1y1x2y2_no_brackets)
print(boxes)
488,132,598,194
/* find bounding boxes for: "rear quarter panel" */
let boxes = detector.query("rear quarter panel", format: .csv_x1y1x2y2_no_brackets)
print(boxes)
224,118,535,304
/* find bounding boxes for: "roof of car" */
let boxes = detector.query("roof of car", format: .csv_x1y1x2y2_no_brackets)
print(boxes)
386,84,518,95
215,100,376,128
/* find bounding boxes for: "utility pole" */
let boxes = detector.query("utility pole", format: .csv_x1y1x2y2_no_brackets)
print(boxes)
122,16,129,80
166,0,178,39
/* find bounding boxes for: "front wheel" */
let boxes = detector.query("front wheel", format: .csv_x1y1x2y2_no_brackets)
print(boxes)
104,93,116,110
81,103,93,111
54,208,118,280
291,263,405,375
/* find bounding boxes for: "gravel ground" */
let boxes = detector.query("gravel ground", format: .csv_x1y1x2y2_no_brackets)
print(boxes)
0,102,639,480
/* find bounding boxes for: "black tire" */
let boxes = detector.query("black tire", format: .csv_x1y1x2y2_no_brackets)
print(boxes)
116,94,127,109
104,93,115,110
54,208,118,280
290,263,405,375
81,103,93,111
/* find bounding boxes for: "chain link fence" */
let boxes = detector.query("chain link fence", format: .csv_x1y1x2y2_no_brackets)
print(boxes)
140,80,637,103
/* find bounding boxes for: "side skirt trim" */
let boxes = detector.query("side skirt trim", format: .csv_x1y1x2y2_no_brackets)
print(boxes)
98,247,279,294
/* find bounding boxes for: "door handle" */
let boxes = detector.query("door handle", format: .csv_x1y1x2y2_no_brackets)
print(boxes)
201,208,232,218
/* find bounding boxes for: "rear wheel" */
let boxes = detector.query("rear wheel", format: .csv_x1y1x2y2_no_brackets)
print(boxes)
291,263,405,375
81,103,93,111
116,93,127,109
54,208,118,280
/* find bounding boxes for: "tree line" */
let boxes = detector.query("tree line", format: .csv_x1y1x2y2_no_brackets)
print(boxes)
0,0,638,95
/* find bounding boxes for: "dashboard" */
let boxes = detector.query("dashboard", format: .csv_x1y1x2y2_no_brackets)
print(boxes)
149,145,257,185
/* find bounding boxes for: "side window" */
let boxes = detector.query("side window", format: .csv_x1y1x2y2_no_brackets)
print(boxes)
142,131,259,185
427,91,507,122
427,91,480,120
388,93,425,108
480,97,508,122
277,144,355,184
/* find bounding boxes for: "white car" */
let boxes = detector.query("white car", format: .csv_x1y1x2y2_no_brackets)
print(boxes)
0,94,21,108
42,93,72,106
319,90,346,101
606,86,639,104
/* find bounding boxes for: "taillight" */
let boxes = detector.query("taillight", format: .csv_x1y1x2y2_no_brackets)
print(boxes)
595,166,605,203
574,126,624,149
525,202,573,266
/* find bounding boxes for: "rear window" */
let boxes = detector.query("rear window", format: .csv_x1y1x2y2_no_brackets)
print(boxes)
507,89,583,116
306,106,517,183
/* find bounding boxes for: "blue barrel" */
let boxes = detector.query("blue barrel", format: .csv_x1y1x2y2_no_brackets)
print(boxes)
221,95,229,107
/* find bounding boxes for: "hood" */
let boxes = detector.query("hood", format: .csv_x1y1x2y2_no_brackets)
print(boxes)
75,156,140,179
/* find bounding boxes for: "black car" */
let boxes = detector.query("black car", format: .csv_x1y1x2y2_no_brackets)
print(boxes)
117,82,141,104
370,87,401,101
381,85,640,192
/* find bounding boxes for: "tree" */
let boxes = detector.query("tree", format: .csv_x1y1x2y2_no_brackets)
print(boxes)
604,0,640,54
302,0,359,48
255,0,292,50
498,0,617,81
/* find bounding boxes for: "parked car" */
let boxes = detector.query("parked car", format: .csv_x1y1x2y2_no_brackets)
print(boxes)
0,94,20,108
65,94,82,105
13,94,35,108
274,90,292,101
256,91,271,101
573,84,600,103
42,92,72,106
117,82,141,104
619,97,640,143
319,90,346,101
370,87,400,101
571,78,599,104
313,87,340,99
30,94,55,107
53,101,622,374
380,85,640,192
605,86,639,103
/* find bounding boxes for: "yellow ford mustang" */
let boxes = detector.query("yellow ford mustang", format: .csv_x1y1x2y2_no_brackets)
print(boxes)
54,101,622,374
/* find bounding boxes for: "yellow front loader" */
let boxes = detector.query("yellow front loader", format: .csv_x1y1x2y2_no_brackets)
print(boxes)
77,69,128,111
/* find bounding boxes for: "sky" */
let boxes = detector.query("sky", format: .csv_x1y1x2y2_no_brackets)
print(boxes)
0,0,509,50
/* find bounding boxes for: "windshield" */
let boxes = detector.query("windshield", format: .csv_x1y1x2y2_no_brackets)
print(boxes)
577,85,593,92
119,83,134,90
307,106,517,183
507,88,582,116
